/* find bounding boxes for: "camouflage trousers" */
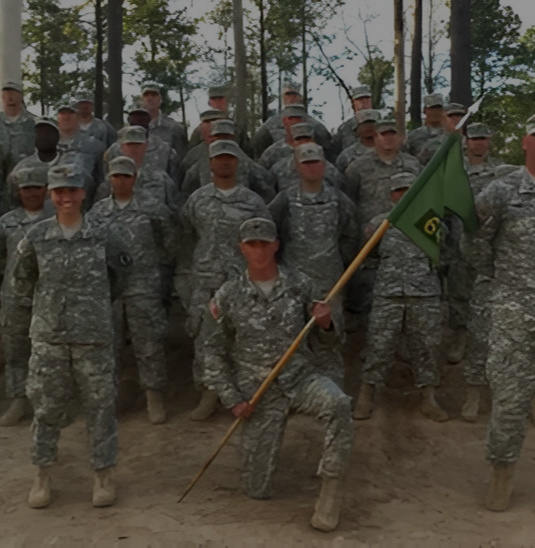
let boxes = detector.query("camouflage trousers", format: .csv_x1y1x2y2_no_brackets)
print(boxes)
444,256,473,329
361,295,442,388
464,279,490,386
1,306,32,398
346,263,376,318
26,341,117,470
113,295,168,392
240,372,353,499
486,298,535,464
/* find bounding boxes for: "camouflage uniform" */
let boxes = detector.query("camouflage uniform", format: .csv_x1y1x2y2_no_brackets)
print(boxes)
10,217,130,469
87,194,176,391
269,183,358,385
149,111,188,163
407,125,444,157
80,118,117,149
332,117,358,155
0,203,55,398
181,183,271,386
475,167,535,463
335,141,373,175
258,139,293,170
204,267,353,498
361,221,442,387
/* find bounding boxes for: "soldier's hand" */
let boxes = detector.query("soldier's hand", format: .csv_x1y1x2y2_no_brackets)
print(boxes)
231,401,255,419
312,301,332,330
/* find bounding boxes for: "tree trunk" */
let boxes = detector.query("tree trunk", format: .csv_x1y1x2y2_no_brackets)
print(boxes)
425,0,435,93
450,0,472,105
179,82,186,126
394,0,405,130
0,0,23,89
94,0,104,119
232,0,247,132
259,0,268,122
107,0,123,129
409,0,422,129
301,1,308,108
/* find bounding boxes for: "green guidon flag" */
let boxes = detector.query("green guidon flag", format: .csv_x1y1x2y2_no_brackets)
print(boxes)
387,133,478,264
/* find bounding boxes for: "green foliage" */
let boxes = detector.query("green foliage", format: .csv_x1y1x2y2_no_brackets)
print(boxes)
358,54,394,109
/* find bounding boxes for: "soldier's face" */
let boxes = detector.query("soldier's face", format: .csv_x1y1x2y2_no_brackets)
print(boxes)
50,187,85,214
111,173,136,199
57,112,79,134
443,113,463,133
76,101,93,117
210,153,239,178
2,89,23,116
283,91,302,106
209,97,227,111
35,125,60,151
283,116,304,135
390,187,408,204
467,137,490,158
357,122,377,140
19,186,48,212
352,97,372,111
120,142,147,166
424,106,443,124
296,159,325,182
142,91,161,110
128,112,151,130
240,240,280,269
522,134,535,159
375,130,402,153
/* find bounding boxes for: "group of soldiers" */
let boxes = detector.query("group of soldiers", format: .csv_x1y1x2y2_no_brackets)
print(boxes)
0,77,533,531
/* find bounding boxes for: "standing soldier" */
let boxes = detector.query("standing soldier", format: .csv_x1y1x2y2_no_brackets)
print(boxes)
0,166,54,426
75,94,117,148
181,140,271,421
406,93,445,156
11,163,131,509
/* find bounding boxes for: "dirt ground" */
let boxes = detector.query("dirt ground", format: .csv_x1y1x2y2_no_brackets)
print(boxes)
1,304,535,547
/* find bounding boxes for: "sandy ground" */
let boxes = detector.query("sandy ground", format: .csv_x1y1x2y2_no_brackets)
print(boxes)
1,304,535,547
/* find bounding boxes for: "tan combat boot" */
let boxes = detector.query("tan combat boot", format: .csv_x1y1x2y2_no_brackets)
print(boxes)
486,462,515,511
0,397,31,426
189,390,218,421
353,382,375,420
446,328,467,364
421,386,449,422
146,389,166,424
93,467,116,507
28,466,51,509
310,475,343,532
461,386,481,422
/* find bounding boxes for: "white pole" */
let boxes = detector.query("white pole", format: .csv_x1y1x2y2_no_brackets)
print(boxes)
0,0,23,93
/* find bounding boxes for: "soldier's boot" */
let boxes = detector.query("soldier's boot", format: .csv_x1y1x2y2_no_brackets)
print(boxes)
0,397,31,426
146,389,166,425
189,390,218,421
92,467,116,507
421,386,449,422
446,328,467,364
353,383,375,420
28,466,51,509
461,386,481,422
485,462,515,512
310,475,343,532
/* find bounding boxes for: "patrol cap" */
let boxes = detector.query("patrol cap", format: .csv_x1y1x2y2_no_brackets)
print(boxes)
75,92,93,104
290,122,314,140
239,217,277,243
2,81,22,93
376,119,398,134
466,123,492,139
390,171,414,191
282,81,301,95
209,139,240,159
13,166,49,188
200,109,228,122
444,103,467,115
351,85,371,99
109,156,137,176
128,105,150,116
118,125,147,144
526,114,535,136
208,85,229,98
424,93,444,108
210,119,235,136
281,104,307,118
57,104,76,114
47,164,86,190
295,142,324,163
356,109,381,127
141,81,161,95
35,117,59,132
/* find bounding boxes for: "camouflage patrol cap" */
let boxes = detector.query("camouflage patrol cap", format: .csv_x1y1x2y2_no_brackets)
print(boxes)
47,164,86,190
239,217,278,243
210,119,235,136
525,114,535,136
390,171,414,191
118,125,147,144
2,81,23,93
75,92,93,104
424,93,444,108
290,122,314,140
466,123,492,139
141,81,161,95
376,119,398,133
109,156,137,176
35,117,59,132
128,105,150,116
282,81,301,95
200,109,228,122
295,142,324,163
209,139,240,158
281,104,307,118
57,104,76,114
351,85,372,99
13,166,49,188
444,103,467,115
355,109,381,128
208,85,229,98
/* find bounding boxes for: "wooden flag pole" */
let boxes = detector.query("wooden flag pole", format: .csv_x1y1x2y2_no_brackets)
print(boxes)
177,220,391,503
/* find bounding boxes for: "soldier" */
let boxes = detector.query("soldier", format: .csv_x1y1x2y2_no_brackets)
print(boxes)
332,85,373,154
0,81,35,215
473,116,535,512
353,174,448,422
11,163,131,509
87,156,175,425
0,166,54,426
75,94,117,148
140,81,188,162
181,140,271,421
204,217,353,532
335,109,381,174
268,143,359,386
406,93,445,156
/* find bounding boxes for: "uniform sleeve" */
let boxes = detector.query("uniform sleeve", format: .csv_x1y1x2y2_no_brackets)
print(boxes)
338,192,360,265
344,160,361,205
248,163,276,204
104,223,133,300
10,235,38,307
